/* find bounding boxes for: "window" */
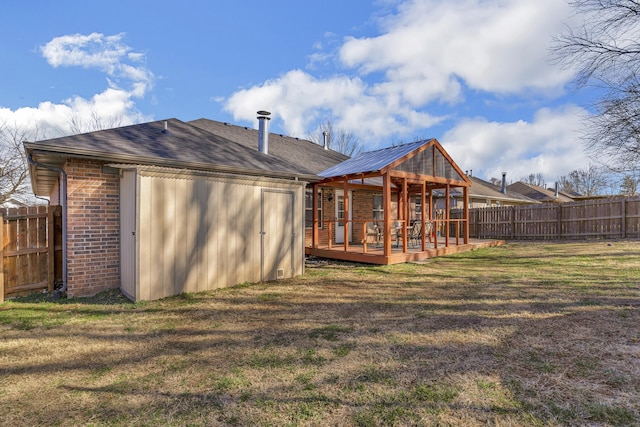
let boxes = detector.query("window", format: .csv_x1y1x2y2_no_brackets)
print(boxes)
373,195,383,221
414,195,422,220
305,190,322,229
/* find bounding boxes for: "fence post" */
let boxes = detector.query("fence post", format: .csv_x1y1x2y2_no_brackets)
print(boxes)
1,212,4,303
510,206,515,239
557,204,562,239
621,198,627,238
47,207,55,292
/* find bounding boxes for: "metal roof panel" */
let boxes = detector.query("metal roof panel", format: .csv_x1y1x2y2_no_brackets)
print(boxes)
318,139,429,178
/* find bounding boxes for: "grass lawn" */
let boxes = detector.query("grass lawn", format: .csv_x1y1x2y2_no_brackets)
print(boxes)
1,241,639,426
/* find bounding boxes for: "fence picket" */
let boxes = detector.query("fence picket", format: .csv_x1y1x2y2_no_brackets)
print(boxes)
1,206,62,299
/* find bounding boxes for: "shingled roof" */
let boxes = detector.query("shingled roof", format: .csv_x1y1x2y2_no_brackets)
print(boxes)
507,182,574,203
468,176,539,204
25,118,348,196
189,118,349,175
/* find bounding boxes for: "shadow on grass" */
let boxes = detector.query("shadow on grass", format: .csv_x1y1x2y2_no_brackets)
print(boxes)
1,241,639,426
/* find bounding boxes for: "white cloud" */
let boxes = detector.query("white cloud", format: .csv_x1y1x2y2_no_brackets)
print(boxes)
0,86,147,140
441,104,590,182
0,33,154,140
341,0,574,98
224,69,445,140
223,0,577,151
39,32,154,111
40,32,153,88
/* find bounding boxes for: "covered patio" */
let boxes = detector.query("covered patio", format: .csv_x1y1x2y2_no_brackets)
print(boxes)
306,139,500,265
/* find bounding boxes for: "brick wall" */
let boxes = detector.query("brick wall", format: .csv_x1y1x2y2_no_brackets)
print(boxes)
305,188,333,247
304,188,400,246
63,159,120,297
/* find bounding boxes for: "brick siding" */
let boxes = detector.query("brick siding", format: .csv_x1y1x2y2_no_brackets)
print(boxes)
63,159,120,297
304,188,400,246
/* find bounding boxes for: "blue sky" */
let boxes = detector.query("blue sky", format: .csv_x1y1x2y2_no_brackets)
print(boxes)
1,0,597,184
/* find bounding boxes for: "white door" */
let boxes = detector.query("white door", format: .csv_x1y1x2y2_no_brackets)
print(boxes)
335,190,352,244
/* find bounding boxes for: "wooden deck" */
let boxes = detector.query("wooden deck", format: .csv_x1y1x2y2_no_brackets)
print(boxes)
305,238,505,265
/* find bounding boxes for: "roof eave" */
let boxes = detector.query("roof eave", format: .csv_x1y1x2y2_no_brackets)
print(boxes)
26,147,320,195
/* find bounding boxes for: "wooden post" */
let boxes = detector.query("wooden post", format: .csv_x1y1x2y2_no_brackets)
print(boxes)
311,184,318,249
421,181,426,250
429,189,437,249
445,184,450,247
557,203,562,239
511,206,516,240
383,173,392,257
343,180,349,252
363,221,368,253
463,186,469,244
47,207,55,292
0,212,4,303
402,178,408,253
621,198,627,238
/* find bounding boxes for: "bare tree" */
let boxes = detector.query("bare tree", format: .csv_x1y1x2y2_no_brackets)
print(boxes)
308,120,362,157
552,0,640,167
520,173,546,188
620,174,639,195
558,164,608,196
0,122,41,204
69,109,123,134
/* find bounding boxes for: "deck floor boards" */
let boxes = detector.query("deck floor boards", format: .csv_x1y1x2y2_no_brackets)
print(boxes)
306,239,504,265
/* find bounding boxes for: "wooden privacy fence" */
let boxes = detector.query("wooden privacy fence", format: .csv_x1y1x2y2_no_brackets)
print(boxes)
453,196,640,240
1,205,62,302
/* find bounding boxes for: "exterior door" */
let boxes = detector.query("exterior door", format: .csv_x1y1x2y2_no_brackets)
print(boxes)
261,189,295,281
335,190,352,244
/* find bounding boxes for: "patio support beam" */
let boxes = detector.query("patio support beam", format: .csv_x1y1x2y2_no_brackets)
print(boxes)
383,172,392,257
445,184,450,247
421,181,426,250
401,177,408,252
343,179,349,252
312,183,319,249
463,185,469,244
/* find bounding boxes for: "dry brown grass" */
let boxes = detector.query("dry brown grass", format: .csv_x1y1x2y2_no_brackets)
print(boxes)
0,241,639,426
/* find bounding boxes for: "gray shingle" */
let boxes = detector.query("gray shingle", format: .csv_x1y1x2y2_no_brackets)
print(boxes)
25,118,337,179
189,118,349,175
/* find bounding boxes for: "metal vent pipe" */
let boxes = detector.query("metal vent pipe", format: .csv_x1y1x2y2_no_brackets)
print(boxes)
257,110,271,154
501,172,507,194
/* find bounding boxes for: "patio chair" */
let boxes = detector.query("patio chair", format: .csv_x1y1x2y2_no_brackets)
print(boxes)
408,221,422,248
425,221,434,243
365,222,379,245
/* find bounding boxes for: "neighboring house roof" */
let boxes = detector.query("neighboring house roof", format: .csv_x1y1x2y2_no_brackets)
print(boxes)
468,176,539,204
24,118,347,197
0,197,30,208
507,182,574,203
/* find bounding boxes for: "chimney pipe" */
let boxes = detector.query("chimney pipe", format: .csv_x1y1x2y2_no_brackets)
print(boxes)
555,182,559,197
501,172,507,194
257,110,271,154
322,130,329,150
